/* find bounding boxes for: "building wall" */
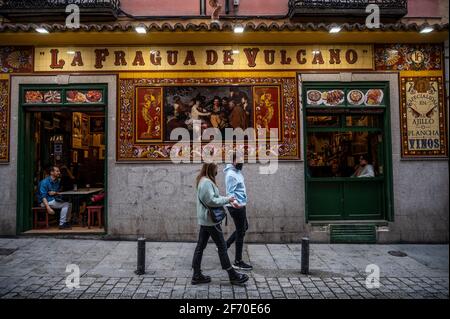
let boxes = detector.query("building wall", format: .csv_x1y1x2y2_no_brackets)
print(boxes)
107,163,305,242
0,78,17,235
120,0,444,19
1,72,448,243
301,73,449,244
109,72,449,243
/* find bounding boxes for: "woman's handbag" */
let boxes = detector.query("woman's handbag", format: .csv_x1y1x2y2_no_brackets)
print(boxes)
198,196,227,224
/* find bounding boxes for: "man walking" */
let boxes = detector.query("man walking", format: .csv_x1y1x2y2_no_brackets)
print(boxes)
38,166,72,229
223,152,253,270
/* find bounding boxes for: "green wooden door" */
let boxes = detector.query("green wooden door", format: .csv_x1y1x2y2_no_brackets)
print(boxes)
303,82,393,222
17,111,35,232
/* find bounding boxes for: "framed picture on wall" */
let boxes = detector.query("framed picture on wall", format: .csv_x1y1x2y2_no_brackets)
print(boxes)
72,112,82,149
89,116,105,133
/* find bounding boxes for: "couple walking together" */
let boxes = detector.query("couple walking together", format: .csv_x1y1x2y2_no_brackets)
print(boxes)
192,153,252,285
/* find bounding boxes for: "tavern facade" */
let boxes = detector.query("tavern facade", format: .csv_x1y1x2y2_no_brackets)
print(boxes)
0,0,448,243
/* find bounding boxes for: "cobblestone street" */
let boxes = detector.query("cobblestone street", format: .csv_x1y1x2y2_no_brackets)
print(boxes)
0,238,448,299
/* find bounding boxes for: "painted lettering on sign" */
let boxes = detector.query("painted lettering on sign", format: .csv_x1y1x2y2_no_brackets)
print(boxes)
34,45,373,72
400,77,448,158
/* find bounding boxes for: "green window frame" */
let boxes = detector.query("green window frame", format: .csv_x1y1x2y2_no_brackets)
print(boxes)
302,81,394,222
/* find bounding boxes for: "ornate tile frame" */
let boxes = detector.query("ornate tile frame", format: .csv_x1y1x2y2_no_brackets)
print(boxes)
0,79,9,163
117,76,300,161
400,76,448,158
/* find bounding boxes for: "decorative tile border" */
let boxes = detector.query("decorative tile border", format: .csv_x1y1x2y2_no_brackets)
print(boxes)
375,44,443,71
0,46,33,73
0,79,10,162
117,76,300,161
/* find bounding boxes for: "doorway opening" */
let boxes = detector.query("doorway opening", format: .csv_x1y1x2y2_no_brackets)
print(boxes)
303,82,394,222
17,84,107,234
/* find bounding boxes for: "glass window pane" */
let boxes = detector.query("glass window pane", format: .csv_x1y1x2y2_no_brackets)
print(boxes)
306,131,383,178
306,115,340,127
345,115,381,127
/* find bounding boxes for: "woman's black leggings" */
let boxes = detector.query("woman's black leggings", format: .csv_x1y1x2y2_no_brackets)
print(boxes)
192,224,232,273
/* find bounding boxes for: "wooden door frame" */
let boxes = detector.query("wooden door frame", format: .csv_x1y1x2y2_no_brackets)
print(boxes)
16,83,108,233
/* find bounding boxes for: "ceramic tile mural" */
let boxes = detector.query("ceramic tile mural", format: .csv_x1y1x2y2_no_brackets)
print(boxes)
400,76,447,158
375,44,443,71
0,79,9,162
118,77,300,161
0,46,33,73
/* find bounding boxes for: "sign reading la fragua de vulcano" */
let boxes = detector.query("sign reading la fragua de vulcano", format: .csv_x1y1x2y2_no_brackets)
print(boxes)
34,45,373,71
400,76,448,158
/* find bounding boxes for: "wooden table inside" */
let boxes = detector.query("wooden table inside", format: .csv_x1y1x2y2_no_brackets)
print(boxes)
59,188,103,195
58,188,103,226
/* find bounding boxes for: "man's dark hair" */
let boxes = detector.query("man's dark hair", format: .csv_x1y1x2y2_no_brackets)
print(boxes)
240,92,249,101
49,165,60,173
360,154,371,162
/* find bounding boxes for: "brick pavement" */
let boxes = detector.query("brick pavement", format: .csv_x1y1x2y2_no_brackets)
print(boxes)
0,238,448,299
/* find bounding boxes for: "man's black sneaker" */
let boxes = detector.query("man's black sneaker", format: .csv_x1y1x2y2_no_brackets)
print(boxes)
59,223,72,230
191,272,211,285
232,261,253,271
228,269,249,285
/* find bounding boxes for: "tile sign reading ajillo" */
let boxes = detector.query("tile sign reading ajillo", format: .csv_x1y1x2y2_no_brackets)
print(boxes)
400,76,447,158
34,45,373,72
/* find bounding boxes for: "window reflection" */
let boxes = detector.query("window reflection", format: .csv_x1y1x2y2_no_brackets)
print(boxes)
306,131,382,178
345,115,380,127
306,116,340,127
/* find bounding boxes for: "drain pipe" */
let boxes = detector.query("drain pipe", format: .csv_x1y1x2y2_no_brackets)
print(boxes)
225,0,230,14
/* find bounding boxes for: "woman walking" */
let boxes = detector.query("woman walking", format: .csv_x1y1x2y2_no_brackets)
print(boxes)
191,163,249,285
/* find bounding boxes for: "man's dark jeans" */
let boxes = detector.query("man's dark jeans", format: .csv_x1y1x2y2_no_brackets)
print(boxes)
226,206,248,262
192,225,232,273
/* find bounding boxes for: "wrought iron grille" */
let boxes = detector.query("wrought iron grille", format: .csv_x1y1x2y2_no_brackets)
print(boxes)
289,0,408,18
0,0,120,10
0,0,120,21
289,0,407,9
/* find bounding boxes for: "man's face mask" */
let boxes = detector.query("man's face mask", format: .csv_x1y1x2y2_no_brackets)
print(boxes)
235,163,244,171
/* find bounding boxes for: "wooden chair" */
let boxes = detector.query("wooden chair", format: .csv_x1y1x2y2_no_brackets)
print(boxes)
32,207,49,229
86,205,103,229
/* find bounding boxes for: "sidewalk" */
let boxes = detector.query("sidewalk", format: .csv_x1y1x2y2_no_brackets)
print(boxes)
0,238,448,299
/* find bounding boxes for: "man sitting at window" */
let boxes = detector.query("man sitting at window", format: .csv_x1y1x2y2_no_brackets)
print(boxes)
352,154,375,178
38,166,72,229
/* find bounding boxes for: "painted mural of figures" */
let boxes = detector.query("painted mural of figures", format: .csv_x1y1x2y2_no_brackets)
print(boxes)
186,96,211,137
141,92,161,138
173,95,183,117
163,85,254,140
228,99,248,130
260,92,274,132
240,92,251,123
142,93,156,135
210,96,227,130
